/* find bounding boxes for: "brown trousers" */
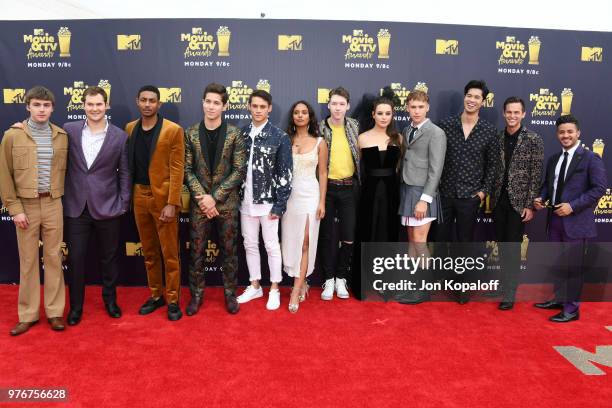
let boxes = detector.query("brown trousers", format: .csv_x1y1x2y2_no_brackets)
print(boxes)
16,196,65,322
133,184,180,304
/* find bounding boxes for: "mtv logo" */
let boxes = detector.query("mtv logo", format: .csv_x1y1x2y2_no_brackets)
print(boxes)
159,87,182,103
278,35,303,51
192,27,203,34
317,88,330,104
353,29,363,36
125,242,143,256
506,36,515,42
232,80,243,87
3,89,26,104
117,34,142,50
34,28,44,35
74,81,85,88
435,39,459,55
581,47,603,62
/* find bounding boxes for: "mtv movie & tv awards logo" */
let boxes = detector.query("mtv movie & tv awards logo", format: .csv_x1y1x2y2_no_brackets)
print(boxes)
529,88,573,126
436,39,459,55
181,26,231,68
495,35,541,76
63,80,112,119
224,79,270,120
278,35,303,51
23,26,72,68
581,46,603,62
117,34,142,51
159,88,182,103
595,187,612,222
341,29,391,70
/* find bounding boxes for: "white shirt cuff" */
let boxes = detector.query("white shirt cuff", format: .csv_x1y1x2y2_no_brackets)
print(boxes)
420,193,433,203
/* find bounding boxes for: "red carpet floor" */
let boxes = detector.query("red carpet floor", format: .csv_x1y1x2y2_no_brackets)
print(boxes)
0,284,610,407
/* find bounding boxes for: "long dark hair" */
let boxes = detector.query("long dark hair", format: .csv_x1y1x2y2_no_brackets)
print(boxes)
286,100,319,141
372,95,401,148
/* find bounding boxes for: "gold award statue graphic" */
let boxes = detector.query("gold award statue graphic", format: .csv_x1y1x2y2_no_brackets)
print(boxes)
561,88,573,115
58,26,71,57
528,36,541,65
592,139,605,158
217,26,231,57
377,29,391,59
256,79,271,93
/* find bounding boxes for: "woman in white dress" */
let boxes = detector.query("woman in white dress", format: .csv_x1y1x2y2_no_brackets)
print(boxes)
282,101,328,313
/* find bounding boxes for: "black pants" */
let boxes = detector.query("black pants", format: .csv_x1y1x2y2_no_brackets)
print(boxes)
436,196,481,242
319,182,358,280
493,192,525,300
65,207,121,312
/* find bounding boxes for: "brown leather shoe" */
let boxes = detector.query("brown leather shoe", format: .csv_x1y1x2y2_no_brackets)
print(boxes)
48,317,66,331
225,295,240,315
9,320,38,336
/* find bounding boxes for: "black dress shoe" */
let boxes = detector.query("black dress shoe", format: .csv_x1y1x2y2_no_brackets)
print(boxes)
67,310,82,326
105,302,122,318
225,295,240,314
186,296,202,316
139,297,166,315
534,300,563,309
396,291,431,305
498,301,514,310
167,303,183,321
549,310,580,323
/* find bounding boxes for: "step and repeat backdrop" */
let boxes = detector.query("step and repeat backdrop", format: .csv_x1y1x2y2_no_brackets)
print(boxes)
0,18,610,285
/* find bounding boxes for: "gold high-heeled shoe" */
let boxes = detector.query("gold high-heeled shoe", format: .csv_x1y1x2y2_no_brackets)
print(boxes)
299,282,310,302
289,286,300,313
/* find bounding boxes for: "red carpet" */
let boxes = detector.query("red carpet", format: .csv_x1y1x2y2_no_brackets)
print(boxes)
0,284,610,407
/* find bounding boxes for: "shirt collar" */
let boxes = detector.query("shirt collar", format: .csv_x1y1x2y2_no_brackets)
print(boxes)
251,120,268,134
562,143,580,156
83,119,109,134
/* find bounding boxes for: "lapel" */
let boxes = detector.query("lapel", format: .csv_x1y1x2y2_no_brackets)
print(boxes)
563,145,584,185
87,120,112,171
127,121,137,173
198,121,212,171
409,119,429,145
148,116,163,162
547,151,562,195
72,121,88,168
212,121,228,174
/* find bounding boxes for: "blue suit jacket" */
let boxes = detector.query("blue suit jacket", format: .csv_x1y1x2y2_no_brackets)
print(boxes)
540,145,607,239
63,120,131,220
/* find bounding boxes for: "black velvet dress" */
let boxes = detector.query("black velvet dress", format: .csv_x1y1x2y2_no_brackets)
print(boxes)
358,145,401,242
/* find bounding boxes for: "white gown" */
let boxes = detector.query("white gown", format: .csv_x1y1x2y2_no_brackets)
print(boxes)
282,138,322,277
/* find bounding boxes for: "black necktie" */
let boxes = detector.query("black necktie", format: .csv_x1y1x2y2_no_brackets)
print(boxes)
554,151,569,205
408,126,417,144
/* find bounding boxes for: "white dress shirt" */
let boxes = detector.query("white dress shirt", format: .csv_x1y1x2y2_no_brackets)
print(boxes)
82,119,109,169
552,142,579,202
240,121,273,216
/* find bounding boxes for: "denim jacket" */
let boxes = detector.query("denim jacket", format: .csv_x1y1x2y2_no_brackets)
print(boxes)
240,121,292,216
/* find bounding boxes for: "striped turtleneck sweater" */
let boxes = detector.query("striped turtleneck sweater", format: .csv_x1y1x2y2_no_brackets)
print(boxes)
27,118,53,193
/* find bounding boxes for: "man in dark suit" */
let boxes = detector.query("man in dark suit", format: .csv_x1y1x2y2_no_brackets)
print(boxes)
63,86,130,325
534,114,607,322
184,83,247,315
490,97,544,310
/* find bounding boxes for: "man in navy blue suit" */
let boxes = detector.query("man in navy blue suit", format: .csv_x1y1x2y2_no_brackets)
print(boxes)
534,114,607,322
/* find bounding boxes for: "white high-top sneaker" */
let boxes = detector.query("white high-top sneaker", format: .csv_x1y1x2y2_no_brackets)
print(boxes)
321,278,335,300
335,278,350,299
237,285,263,304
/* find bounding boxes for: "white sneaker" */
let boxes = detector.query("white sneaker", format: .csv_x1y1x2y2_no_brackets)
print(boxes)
335,278,350,299
321,278,335,300
266,288,280,310
237,285,263,304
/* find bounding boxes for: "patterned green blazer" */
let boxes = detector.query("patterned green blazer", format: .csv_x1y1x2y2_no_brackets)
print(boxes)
184,121,247,212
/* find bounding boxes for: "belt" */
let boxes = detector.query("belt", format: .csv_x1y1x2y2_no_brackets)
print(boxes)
366,169,395,177
328,177,353,186
38,191,51,197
